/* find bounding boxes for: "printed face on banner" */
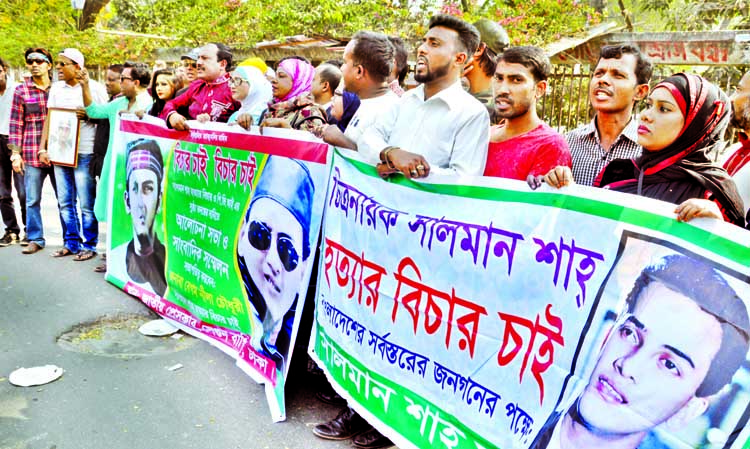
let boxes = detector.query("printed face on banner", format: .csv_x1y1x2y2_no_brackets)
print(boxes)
126,168,161,243
238,197,306,321
110,138,167,297
236,156,316,374
578,281,722,434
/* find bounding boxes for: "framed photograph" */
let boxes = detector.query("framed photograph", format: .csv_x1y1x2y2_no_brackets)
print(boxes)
46,108,80,167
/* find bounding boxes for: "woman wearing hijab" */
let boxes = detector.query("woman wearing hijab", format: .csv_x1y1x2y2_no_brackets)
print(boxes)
594,73,744,226
328,89,361,132
228,65,273,129
260,57,327,132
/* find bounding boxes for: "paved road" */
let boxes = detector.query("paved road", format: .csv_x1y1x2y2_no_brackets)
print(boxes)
0,182,355,449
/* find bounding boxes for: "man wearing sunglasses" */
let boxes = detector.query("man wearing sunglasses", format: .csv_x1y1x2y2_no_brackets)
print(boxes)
109,138,166,296
9,48,62,254
45,48,108,261
237,156,315,374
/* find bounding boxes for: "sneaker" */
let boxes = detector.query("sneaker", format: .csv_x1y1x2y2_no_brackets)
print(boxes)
0,231,19,247
20,235,29,247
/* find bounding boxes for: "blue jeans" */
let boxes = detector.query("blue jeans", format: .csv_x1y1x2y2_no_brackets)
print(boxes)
54,153,98,252
25,164,60,247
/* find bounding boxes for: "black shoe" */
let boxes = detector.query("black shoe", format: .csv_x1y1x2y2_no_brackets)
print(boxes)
20,235,29,247
312,407,371,440
0,230,19,247
315,387,347,406
353,428,394,449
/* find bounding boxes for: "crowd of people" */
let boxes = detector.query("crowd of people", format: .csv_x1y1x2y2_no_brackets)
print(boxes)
2,12,750,449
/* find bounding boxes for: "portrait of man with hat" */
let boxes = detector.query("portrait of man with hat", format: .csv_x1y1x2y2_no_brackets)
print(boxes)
236,156,315,373
109,138,167,296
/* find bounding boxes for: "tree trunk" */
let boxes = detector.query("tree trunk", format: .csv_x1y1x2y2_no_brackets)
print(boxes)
79,0,110,31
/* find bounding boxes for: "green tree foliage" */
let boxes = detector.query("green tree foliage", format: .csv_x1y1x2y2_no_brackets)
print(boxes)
0,0,600,67
616,0,749,31
450,0,601,46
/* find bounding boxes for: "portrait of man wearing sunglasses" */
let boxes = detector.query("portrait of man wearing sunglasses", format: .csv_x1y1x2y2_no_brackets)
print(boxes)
109,138,167,296
237,156,315,373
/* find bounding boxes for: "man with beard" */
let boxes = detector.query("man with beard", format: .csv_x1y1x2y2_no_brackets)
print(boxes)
109,139,166,296
359,14,490,179
723,71,750,222
535,45,652,188
529,254,750,449
162,43,240,130
483,46,571,180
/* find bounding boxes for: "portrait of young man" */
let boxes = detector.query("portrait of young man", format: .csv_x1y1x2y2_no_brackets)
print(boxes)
236,156,315,374
530,253,750,449
109,138,167,297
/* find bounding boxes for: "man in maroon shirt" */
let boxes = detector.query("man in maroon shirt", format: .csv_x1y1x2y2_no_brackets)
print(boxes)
162,42,240,131
483,46,571,181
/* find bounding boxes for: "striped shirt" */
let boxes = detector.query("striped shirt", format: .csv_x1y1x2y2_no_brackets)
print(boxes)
9,79,50,168
565,116,642,186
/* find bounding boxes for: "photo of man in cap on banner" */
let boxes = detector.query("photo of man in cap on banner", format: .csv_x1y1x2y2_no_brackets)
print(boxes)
109,138,167,296
237,156,315,374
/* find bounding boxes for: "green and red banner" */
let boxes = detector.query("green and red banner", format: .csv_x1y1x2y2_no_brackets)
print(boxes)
106,116,329,421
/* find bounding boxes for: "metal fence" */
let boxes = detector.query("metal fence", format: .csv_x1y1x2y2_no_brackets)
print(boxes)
539,64,748,139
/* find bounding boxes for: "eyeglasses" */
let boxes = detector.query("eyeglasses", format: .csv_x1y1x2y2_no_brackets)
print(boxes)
183,61,197,69
56,61,75,67
26,59,47,65
229,76,246,87
120,76,133,82
247,220,300,272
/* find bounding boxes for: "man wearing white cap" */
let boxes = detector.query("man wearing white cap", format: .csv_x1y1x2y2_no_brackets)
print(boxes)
45,48,107,261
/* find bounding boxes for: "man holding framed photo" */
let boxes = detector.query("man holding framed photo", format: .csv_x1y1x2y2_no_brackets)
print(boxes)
44,48,107,261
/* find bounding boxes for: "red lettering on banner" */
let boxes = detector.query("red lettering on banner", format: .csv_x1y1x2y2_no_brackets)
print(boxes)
323,238,387,314
497,304,564,404
392,257,487,358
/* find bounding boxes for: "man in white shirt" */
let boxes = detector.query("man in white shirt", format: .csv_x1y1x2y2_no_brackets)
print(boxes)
45,48,107,260
313,30,402,449
0,56,24,246
318,30,400,151
359,14,490,178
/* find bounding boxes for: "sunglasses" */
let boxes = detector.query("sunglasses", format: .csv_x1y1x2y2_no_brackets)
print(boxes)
183,61,197,68
247,220,300,272
26,59,47,65
120,76,133,82
56,61,75,67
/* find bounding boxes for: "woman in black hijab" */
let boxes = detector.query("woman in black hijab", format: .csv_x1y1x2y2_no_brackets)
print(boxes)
594,73,745,226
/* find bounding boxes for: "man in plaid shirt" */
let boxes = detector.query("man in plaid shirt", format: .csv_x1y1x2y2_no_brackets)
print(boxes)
9,47,63,254
531,45,652,189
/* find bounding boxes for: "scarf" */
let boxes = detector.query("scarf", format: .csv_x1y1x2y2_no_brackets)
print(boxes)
333,91,361,132
275,58,315,103
232,66,272,121
595,73,744,226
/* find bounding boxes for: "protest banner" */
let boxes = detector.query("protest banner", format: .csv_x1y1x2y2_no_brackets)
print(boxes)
106,116,329,421
311,148,750,449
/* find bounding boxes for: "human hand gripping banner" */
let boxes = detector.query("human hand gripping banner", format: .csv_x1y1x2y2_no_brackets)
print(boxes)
106,116,329,421
310,148,750,449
